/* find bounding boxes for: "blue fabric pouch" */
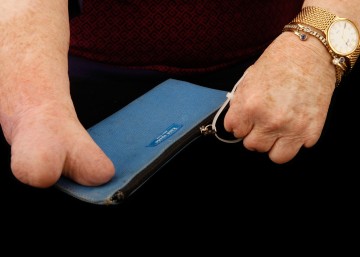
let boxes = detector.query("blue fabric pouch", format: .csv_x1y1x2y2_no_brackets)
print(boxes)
55,79,228,205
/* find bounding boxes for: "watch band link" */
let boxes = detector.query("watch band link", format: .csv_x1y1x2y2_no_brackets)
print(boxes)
292,6,336,33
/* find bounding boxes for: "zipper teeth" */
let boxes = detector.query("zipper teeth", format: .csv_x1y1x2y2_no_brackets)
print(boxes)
110,114,216,204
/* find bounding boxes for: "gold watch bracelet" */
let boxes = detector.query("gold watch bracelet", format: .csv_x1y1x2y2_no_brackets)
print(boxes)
282,23,347,86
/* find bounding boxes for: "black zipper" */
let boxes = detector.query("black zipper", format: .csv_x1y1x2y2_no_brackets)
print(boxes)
109,112,217,204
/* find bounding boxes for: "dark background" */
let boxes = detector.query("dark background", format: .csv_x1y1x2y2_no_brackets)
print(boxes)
1,56,358,240
1,1,356,250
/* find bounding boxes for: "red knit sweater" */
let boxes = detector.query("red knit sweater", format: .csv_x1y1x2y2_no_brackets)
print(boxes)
69,0,304,74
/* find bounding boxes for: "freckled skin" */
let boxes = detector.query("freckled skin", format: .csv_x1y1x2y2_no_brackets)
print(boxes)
224,32,336,163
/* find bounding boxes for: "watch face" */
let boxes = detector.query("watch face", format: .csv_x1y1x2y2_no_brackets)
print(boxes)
328,19,360,55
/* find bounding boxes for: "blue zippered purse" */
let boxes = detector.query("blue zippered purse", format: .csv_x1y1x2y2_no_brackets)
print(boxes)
55,78,240,205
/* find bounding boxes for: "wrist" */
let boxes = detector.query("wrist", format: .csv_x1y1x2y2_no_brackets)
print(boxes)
274,32,336,86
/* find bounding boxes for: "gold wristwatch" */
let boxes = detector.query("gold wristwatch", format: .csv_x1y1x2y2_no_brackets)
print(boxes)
284,6,360,86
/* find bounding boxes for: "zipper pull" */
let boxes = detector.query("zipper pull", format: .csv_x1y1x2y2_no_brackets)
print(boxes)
200,124,216,136
199,67,251,143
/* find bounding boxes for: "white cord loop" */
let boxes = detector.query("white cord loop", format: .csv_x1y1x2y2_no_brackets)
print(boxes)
202,68,250,143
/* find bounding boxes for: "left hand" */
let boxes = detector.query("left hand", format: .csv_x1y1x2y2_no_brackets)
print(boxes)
224,32,336,164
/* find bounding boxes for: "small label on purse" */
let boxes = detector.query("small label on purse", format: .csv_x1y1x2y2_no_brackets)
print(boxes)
147,123,183,147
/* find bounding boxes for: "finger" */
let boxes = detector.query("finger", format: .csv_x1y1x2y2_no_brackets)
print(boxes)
267,137,303,164
10,129,65,188
242,129,277,153
223,98,254,139
223,66,255,138
10,119,115,188
63,129,115,186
